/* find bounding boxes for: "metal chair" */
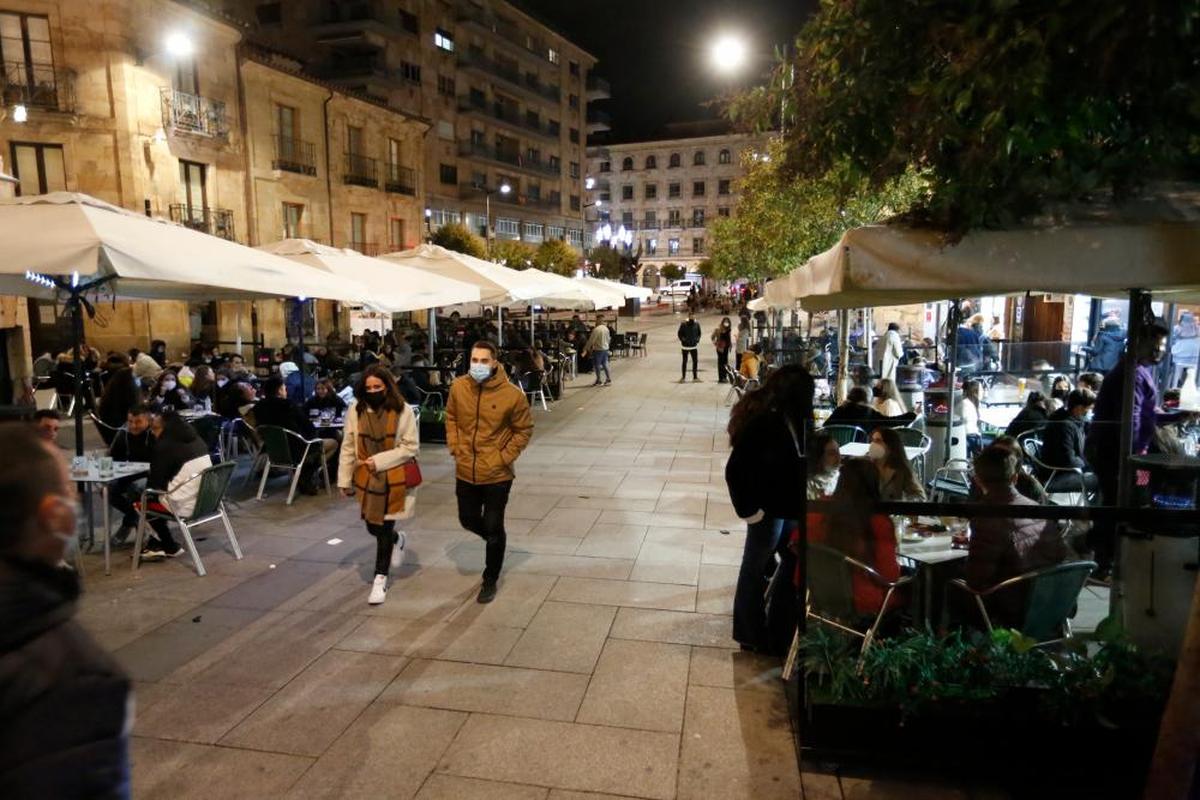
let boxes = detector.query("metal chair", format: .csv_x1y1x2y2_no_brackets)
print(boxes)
522,369,550,411
1018,432,1088,507
89,413,123,446
893,426,933,483
724,364,745,405
255,425,332,505
130,460,243,577
949,561,1096,645
221,417,263,487
610,333,627,358
628,334,645,357
929,458,974,502
637,333,648,356
822,424,868,446
622,331,637,357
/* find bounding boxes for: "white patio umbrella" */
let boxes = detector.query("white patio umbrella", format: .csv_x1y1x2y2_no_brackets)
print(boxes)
380,243,551,305
580,276,652,301
519,268,626,310
257,239,481,312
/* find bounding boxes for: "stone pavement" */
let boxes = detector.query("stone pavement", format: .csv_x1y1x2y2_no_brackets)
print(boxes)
73,312,1002,799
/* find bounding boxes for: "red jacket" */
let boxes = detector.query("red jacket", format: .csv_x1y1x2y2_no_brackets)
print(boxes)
803,513,901,616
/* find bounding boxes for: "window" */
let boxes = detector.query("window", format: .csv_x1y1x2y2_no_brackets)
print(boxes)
693,150,706,166
569,195,580,211
693,237,705,255
621,156,633,171
282,202,304,238
388,137,403,167
718,148,732,164
179,159,207,212
561,161,575,179
568,93,579,109
496,217,519,238
718,206,730,218
569,60,580,77
693,208,706,227
549,155,561,171
644,183,657,200
693,180,706,197
434,28,454,52
621,211,633,226
429,209,459,227
645,155,656,169
548,119,560,136
566,228,583,247
346,125,364,156
526,147,541,165
10,142,65,195
621,185,633,201
276,104,298,141
1,12,57,106
390,218,406,249
437,74,455,96
527,182,541,200
718,179,731,195
667,209,681,227
669,152,680,168
569,128,580,144
470,128,485,146
255,2,282,24
470,170,486,187
599,160,611,173
599,191,611,202
548,47,560,64
643,210,656,226
668,238,680,254
668,182,680,199
523,222,544,242
548,225,564,240
646,238,657,255
439,163,458,184
549,189,562,205
350,213,367,248
399,9,419,35
400,60,421,84
436,119,453,140
173,53,198,94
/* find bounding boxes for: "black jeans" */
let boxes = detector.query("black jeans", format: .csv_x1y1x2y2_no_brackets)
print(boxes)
733,517,794,651
1089,466,1120,571
366,520,397,576
110,476,145,529
681,349,698,379
716,349,729,382
456,479,512,583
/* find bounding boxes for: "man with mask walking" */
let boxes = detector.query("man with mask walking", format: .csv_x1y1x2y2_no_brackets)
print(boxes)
446,341,534,603
678,311,702,382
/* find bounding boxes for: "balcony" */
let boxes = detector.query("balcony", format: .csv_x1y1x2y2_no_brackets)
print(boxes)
587,107,611,133
457,141,561,178
272,135,317,176
458,48,560,105
169,204,236,240
311,3,388,49
585,74,611,99
344,153,378,188
161,88,229,139
457,94,559,141
385,163,416,195
346,241,381,256
1,61,74,113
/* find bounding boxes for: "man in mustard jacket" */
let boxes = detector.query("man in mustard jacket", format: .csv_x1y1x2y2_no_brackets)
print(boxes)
446,340,534,603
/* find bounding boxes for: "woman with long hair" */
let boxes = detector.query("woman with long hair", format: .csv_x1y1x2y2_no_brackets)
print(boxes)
871,378,906,416
725,364,814,652
97,367,140,444
867,426,926,501
149,369,193,412
806,430,841,499
808,458,902,616
712,316,733,383
188,365,216,409
1005,391,1049,440
963,378,983,456
337,364,419,605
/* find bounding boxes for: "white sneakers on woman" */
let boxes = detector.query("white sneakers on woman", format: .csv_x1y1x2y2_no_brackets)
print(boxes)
368,574,388,605
391,531,407,570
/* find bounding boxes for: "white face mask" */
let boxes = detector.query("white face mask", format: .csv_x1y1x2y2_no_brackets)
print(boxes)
867,442,887,462
217,377,228,387
161,380,177,392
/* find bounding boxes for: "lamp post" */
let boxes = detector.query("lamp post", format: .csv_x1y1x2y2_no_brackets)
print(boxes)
480,182,512,254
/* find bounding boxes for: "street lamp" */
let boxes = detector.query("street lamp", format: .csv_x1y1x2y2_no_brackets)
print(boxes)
709,34,748,73
480,181,512,254
164,32,195,59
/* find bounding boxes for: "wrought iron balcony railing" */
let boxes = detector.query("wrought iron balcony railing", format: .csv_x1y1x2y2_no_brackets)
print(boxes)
2,61,74,112
160,87,229,139
457,141,561,177
273,135,317,176
385,163,416,195
346,241,380,256
344,153,378,188
169,204,236,240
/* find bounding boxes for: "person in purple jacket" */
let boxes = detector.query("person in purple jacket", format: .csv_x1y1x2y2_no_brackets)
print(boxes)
1085,321,1180,577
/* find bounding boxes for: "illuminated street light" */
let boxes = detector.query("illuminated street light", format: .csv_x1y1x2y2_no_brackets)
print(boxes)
165,32,195,59
499,182,512,195
12,104,27,123
584,176,596,190
710,34,748,73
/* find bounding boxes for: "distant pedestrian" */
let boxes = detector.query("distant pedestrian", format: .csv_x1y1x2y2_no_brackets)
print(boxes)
880,322,904,383
446,341,534,603
712,317,733,383
582,316,612,386
678,312,702,382
0,423,133,798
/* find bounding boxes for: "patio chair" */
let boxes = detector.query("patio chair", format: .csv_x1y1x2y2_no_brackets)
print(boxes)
724,364,745,406
255,425,332,505
130,460,242,577
89,413,123,446
1018,432,1089,507
610,333,626,358
637,333,648,356
822,424,867,446
929,458,974,502
522,369,550,411
622,331,637,357
221,417,263,488
629,333,645,357
949,560,1096,645
893,426,933,483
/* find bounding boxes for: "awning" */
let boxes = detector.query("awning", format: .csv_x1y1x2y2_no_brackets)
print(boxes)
380,243,553,305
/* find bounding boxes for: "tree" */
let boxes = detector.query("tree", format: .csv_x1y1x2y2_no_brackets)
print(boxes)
587,245,623,280
490,239,537,269
430,222,486,259
696,259,716,280
660,263,685,282
533,239,579,276
742,0,1200,233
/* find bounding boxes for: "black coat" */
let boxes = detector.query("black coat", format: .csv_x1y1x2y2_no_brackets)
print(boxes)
677,320,702,348
1039,407,1087,475
108,428,154,463
253,396,317,439
824,403,916,431
0,557,132,798
149,431,209,491
725,412,807,521
1005,406,1048,440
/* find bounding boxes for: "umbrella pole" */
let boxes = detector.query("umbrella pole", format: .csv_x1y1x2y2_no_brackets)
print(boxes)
71,297,84,456
944,300,962,464
296,298,307,399
864,308,874,377
498,305,504,348
836,309,850,403
530,304,535,343
427,308,436,360
235,303,243,355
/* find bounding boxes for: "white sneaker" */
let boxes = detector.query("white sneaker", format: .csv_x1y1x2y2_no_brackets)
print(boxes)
368,574,388,605
391,531,406,570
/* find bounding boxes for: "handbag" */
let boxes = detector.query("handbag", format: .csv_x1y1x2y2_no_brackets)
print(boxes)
403,459,423,489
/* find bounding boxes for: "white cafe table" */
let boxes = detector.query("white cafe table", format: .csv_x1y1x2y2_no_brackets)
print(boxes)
898,531,969,627
72,461,151,576
840,442,925,462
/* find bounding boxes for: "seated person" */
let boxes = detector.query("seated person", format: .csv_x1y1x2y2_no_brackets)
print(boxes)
1005,391,1050,440
148,370,193,412
825,386,916,430
806,430,841,499
253,377,337,495
738,344,762,382
964,446,1069,627
303,378,348,417
806,458,903,617
139,411,212,559
1077,372,1103,394
867,426,926,501
871,378,906,417
975,435,1048,504
33,409,61,443
108,405,155,542
1039,388,1099,496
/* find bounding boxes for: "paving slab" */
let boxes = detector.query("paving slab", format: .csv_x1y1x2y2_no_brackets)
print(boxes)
504,601,617,673
381,658,589,721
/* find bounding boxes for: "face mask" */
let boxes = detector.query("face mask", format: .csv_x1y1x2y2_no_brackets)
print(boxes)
867,442,887,462
217,377,228,387
469,363,493,383
162,380,176,392
363,390,386,409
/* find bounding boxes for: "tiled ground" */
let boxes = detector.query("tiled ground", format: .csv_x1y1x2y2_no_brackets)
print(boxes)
74,313,1007,799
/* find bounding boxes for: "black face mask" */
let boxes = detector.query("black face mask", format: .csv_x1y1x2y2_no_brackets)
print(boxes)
363,390,386,409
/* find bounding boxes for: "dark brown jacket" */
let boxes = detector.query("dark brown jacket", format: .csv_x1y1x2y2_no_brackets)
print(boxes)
445,364,534,484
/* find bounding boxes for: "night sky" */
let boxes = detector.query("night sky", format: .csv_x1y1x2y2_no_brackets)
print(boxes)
515,0,817,142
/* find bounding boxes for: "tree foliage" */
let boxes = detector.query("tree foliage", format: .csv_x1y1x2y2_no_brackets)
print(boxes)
660,263,685,282
743,0,1200,232
533,239,579,276
430,222,486,259
490,239,537,269
586,245,623,280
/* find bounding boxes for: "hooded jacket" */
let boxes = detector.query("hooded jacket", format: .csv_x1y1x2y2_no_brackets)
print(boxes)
0,557,132,798
677,319,702,349
445,364,534,485
1088,325,1125,373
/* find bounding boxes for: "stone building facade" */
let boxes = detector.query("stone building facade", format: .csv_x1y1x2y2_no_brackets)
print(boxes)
585,131,769,284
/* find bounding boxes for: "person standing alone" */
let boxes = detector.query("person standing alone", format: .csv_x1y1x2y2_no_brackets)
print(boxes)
713,317,733,383
678,311,702,382
582,316,612,386
446,341,534,603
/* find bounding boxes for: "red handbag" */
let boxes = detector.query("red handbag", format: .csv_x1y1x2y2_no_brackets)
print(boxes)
403,459,423,489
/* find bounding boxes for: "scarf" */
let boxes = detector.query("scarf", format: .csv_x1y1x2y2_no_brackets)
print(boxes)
353,408,407,525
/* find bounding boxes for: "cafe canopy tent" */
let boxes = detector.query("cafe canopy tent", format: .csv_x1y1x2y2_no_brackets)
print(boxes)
519,268,626,311
257,239,481,313
579,277,653,302
380,244,553,306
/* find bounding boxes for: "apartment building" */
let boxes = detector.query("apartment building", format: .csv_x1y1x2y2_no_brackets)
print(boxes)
586,131,769,283
0,0,427,359
224,0,608,250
